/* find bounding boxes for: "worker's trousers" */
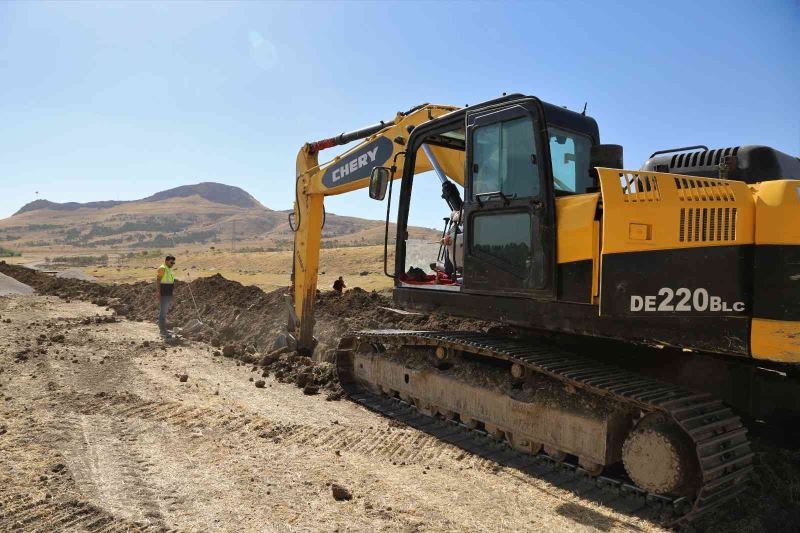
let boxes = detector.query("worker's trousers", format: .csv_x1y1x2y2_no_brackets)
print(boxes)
158,294,172,335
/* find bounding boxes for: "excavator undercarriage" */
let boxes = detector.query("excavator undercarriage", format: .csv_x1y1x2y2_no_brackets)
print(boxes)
336,330,754,524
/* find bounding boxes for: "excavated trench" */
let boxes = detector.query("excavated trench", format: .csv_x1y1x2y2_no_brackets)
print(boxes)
0,263,495,399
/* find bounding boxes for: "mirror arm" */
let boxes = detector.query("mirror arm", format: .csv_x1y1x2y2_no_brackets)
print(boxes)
383,176,396,279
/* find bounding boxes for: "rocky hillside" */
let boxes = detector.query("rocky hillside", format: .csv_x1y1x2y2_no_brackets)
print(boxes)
14,182,262,215
0,182,437,251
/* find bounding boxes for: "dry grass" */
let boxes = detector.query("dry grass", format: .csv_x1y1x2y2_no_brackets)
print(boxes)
13,245,398,292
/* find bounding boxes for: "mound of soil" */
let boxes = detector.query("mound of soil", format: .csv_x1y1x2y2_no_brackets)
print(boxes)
0,262,496,398
0,263,492,348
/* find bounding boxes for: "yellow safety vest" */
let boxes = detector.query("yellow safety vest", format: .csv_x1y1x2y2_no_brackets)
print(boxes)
159,264,175,284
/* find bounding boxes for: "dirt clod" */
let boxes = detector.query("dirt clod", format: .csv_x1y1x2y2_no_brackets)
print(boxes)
331,483,352,501
178,374,189,382
254,380,265,388
295,371,312,388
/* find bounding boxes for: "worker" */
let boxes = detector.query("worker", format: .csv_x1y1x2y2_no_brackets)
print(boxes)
332,276,346,293
156,255,176,337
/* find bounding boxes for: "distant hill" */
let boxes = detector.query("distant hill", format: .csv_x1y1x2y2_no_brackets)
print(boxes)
15,199,125,214
141,182,262,209
0,182,438,251
15,182,262,215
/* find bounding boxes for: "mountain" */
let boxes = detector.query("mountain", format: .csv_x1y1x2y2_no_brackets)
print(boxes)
141,182,261,208
0,182,438,251
15,199,125,214
15,182,262,215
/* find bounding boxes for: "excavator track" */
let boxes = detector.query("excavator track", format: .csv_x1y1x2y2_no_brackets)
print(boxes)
335,330,754,526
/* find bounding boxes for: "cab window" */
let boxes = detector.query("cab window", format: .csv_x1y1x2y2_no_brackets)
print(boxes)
548,126,593,194
473,117,539,198
472,211,532,273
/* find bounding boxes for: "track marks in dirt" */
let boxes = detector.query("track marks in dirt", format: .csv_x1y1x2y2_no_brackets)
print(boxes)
0,490,155,532
60,390,494,471
0,411,168,532
64,415,169,527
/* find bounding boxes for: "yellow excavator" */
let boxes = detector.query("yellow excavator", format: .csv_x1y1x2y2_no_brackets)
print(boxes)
285,94,800,523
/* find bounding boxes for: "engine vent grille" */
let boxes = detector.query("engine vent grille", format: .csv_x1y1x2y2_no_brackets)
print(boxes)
673,176,736,201
619,172,661,202
679,207,737,242
670,146,740,169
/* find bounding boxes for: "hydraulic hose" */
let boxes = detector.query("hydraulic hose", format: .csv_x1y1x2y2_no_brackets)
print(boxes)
307,121,393,154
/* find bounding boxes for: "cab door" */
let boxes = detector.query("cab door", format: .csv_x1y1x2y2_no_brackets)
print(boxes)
462,101,555,298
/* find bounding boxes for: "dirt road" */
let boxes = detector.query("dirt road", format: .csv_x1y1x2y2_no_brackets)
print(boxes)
0,294,662,532
0,273,33,296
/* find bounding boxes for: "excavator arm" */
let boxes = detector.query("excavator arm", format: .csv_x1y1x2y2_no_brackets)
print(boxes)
290,103,463,353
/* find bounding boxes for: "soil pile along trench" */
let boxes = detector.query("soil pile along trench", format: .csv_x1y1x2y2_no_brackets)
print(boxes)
0,262,496,398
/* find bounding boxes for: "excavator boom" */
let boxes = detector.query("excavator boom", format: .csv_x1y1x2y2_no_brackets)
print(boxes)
290,103,462,352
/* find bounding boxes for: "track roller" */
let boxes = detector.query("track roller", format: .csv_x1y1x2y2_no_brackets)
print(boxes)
484,423,505,440
507,433,543,454
544,445,567,463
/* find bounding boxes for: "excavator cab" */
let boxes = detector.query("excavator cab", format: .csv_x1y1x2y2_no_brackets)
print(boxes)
391,97,604,302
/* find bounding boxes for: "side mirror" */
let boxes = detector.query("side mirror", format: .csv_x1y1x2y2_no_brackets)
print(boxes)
369,166,390,200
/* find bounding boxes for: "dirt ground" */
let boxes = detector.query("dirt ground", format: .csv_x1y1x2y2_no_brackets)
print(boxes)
0,294,661,532
1,263,798,532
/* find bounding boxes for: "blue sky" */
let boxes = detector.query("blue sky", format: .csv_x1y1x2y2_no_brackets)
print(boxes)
0,1,797,228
